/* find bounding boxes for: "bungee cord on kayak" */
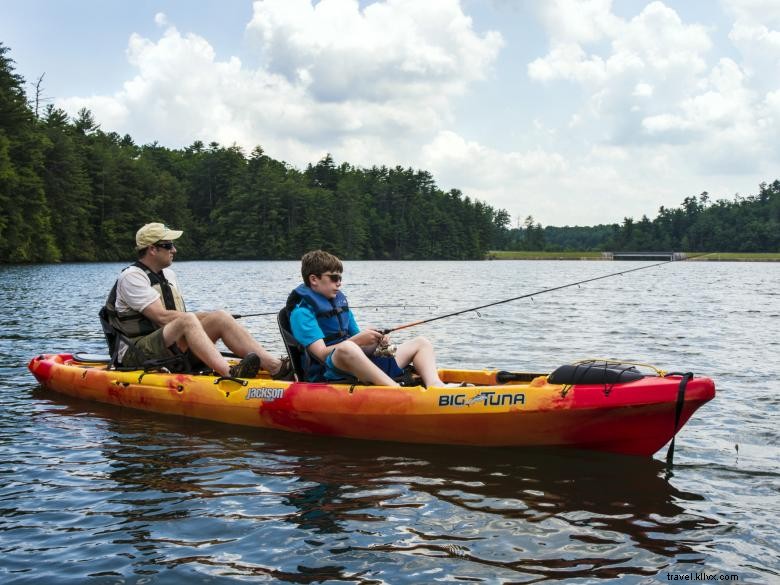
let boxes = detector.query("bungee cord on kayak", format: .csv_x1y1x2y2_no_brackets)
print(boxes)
380,253,713,335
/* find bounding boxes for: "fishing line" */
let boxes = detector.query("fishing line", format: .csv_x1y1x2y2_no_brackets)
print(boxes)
380,253,713,335
232,304,436,319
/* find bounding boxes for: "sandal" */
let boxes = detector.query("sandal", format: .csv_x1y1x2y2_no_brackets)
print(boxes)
229,352,261,378
272,356,294,381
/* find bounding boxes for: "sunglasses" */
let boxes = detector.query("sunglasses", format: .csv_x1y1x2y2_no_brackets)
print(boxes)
320,273,342,283
155,241,176,250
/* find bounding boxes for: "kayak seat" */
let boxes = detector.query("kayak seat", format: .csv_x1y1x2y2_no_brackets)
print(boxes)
276,308,307,382
547,361,645,385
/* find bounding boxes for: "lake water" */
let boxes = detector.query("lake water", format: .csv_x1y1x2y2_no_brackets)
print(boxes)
1,260,778,584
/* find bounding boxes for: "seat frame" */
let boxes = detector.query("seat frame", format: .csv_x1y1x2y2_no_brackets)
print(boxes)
276,308,307,382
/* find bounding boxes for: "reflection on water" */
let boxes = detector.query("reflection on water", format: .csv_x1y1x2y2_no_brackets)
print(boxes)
1,261,778,583
2,393,727,583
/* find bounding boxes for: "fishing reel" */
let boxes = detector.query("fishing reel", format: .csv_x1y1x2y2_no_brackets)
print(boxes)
374,343,397,358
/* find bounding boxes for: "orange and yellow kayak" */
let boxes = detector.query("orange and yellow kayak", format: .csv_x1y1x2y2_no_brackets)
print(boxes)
28,353,715,456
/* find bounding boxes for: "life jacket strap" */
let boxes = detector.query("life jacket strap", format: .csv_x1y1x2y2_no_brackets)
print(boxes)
323,330,349,344
133,261,178,311
316,306,349,319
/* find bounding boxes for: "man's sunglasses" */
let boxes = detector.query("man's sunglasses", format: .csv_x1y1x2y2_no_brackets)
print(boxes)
155,241,176,250
320,273,342,283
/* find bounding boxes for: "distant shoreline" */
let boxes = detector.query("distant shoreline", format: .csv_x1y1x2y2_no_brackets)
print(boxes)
3,253,779,266
487,251,780,261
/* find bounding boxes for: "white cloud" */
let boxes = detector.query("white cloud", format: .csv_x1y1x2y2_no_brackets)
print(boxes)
766,89,780,116
418,131,680,226
526,0,780,178
420,131,603,224
246,0,503,102
56,1,502,170
528,43,608,84
642,59,752,133
633,82,653,97
154,12,168,27
434,131,727,225
537,0,621,44
531,0,711,81
724,0,780,86
616,2,710,74
722,0,780,28
529,1,712,117
421,130,567,187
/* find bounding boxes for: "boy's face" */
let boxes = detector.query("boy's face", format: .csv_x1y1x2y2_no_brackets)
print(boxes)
309,271,343,299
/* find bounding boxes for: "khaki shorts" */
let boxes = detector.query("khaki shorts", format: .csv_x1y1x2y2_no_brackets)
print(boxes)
120,329,175,368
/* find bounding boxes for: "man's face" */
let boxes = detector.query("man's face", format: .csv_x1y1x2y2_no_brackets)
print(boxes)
151,241,176,268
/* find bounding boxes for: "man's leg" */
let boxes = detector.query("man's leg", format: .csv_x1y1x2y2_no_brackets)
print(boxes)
162,312,231,376
331,341,399,386
196,310,283,375
394,337,444,387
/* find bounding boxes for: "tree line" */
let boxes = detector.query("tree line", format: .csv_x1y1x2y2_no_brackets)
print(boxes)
0,44,506,263
2,42,778,263
497,184,780,253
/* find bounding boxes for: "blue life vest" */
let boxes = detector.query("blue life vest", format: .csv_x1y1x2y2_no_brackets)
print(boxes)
286,284,351,380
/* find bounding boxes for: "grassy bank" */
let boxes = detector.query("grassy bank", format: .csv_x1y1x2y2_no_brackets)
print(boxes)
686,252,780,261
487,251,780,261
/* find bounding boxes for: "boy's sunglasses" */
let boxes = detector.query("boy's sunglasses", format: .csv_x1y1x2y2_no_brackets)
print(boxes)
155,241,176,250
320,273,342,283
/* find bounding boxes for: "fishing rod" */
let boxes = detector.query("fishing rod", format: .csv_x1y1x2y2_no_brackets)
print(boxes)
380,253,713,335
232,304,437,319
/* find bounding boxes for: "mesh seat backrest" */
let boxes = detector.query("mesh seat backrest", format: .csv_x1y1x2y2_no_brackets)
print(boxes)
98,306,118,358
277,308,306,382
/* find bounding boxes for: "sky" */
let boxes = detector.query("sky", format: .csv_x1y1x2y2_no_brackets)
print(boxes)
2,0,780,227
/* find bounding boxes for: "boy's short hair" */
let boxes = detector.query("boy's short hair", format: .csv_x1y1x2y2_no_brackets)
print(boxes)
301,250,343,286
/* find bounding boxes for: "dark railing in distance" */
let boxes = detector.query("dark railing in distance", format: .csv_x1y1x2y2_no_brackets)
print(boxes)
602,252,686,261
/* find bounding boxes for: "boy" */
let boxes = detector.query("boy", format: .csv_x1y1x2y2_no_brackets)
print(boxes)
288,250,444,387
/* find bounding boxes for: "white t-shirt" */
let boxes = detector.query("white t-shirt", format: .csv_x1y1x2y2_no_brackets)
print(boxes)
115,266,183,313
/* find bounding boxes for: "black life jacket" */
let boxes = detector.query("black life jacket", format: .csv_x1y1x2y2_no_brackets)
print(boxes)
99,262,185,355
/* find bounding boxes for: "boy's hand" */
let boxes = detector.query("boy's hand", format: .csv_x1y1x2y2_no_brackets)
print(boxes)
352,329,384,347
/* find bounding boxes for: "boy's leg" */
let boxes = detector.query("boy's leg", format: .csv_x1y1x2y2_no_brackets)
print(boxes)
331,341,399,386
196,310,282,374
394,337,444,387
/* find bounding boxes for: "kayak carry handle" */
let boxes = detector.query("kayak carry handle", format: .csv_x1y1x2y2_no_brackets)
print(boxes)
214,376,248,386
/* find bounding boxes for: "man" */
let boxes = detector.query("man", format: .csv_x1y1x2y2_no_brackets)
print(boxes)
287,249,444,387
103,222,285,378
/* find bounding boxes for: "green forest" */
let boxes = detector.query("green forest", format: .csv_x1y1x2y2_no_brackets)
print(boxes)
1,42,779,263
499,185,780,253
